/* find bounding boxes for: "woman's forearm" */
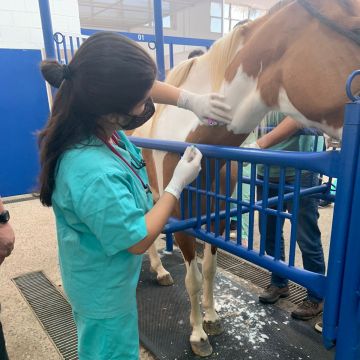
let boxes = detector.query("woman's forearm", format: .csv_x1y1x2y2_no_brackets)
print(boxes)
257,116,302,149
150,80,181,106
128,192,177,254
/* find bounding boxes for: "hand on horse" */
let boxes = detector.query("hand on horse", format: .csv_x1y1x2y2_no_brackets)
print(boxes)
177,90,232,126
0,223,15,265
246,141,261,149
165,146,203,199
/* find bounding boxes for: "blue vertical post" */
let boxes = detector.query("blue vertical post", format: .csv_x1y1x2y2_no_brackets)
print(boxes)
323,70,360,351
153,0,166,80
38,0,56,59
169,43,174,69
333,76,360,358
164,233,174,254
335,137,360,359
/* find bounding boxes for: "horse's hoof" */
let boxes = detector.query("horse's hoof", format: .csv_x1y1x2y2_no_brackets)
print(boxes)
157,273,174,286
203,319,224,336
190,338,213,357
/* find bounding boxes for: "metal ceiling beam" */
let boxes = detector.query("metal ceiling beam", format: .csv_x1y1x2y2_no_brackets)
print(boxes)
90,1,122,16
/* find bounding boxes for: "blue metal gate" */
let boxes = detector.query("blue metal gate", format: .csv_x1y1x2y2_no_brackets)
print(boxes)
129,72,360,360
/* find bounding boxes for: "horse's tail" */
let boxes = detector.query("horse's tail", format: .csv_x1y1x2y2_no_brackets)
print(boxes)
150,57,198,137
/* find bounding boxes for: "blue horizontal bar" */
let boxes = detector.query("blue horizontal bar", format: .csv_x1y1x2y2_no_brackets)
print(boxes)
129,136,340,178
163,183,328,235
81,28,214,47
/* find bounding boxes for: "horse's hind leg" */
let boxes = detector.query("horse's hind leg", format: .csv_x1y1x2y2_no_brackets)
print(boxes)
202,243,223,336
177,233,213,357
148,242,174,286
201,160,237,335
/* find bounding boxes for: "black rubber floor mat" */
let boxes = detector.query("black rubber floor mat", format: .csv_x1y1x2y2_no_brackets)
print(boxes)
137,252,334,360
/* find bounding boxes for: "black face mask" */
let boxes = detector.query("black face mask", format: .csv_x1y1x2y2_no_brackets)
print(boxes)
119,98,155,130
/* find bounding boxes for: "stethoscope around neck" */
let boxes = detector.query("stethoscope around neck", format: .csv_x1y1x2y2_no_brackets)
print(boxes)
97,132,152,194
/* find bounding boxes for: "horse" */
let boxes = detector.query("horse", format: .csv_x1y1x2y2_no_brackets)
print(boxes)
133,0,360,356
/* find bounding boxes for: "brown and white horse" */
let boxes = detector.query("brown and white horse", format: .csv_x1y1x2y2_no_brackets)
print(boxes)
133,0,360,356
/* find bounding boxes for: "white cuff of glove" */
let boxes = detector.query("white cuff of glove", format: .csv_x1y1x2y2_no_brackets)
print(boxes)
177,89,193,110
246,141,261,149
164,180,184,200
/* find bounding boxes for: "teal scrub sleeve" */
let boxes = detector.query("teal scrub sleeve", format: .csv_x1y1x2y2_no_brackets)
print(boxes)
75,173,148,256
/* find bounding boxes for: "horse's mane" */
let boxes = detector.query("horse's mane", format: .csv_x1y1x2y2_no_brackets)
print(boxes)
207,22,251,92
150,57,198,135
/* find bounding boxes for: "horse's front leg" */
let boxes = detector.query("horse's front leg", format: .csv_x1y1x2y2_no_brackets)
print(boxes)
202,243,223,335
148,242,174,286
177,233,213,357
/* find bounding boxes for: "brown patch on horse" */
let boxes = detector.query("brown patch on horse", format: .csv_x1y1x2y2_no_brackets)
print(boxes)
175,232,197,264
186,126,249,148
225,0,360,129
211,246,217,255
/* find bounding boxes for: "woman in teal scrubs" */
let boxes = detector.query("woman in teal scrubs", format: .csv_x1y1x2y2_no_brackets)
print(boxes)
38,32,231,360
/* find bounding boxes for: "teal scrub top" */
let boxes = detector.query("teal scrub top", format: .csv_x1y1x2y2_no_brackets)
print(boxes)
52,131,153,319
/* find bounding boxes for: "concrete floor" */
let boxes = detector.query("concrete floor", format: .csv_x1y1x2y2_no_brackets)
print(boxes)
0,196,334,360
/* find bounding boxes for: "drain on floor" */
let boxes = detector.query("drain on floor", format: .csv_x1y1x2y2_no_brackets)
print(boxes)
12,271,78,360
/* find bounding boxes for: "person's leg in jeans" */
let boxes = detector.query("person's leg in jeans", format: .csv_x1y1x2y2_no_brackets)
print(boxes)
0,320,9,360
288,172,325,319
257,178,290,303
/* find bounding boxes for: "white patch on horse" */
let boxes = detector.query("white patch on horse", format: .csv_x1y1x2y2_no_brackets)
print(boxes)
184,259,208,343
152,149,166,195
223,66,269,134
202,244,219,323
278,88,343,139
148,242,171,281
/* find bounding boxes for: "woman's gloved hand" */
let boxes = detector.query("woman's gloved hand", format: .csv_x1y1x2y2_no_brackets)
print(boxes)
165,146,203,199
245,141,261,149
242,141,261,167
177,90,232,126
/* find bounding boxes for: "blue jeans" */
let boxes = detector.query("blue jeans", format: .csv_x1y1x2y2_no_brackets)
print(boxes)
257,172,325,303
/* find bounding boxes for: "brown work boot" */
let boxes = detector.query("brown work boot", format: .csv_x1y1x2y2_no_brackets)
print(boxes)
291,300,323,320
259,284,290,304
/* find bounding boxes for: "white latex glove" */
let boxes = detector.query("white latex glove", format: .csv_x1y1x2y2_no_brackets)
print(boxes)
245,141,261,149
177,90,232,126
242,141,260,167
165,146,203,199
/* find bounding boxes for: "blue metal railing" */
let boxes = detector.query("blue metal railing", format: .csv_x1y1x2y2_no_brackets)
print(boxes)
129,136,339,301
128,71,360,359
54,30,213,69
